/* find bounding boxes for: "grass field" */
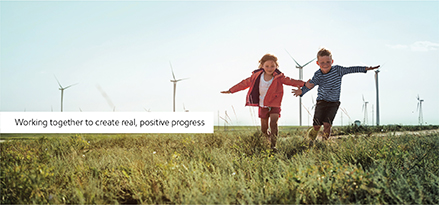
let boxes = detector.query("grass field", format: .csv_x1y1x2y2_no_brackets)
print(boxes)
1,125,438,204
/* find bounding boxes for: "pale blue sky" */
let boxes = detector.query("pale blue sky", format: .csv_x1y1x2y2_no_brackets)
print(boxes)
1,1,438,126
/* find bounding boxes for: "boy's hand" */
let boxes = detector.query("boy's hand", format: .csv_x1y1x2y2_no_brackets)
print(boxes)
292,88,302,97
221,90,231,94
366,65,380,70
305,79,314,89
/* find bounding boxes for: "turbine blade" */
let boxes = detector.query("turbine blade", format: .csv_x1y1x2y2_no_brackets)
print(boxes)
176,77,189,82
362,95,365,102
170,61,176,80
54,75,63,88
96,85,115,110
64,83,78,89
284,49,301,67
302,58,316,67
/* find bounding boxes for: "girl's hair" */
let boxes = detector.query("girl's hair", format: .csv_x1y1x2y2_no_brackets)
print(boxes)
258,54,279,68
317,48,332,59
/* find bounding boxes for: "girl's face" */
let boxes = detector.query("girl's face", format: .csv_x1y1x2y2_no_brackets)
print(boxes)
262,60,277,75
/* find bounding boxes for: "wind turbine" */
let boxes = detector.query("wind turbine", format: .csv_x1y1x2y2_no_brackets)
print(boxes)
285,49,316,126
362,95,369,125
170,62,188,112
374,69,380,125
55,76,78,112
417,95,424,125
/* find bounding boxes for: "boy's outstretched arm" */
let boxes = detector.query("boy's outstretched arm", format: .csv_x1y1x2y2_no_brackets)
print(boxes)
292,88,302,97
366,65,380,71
221,90,231,94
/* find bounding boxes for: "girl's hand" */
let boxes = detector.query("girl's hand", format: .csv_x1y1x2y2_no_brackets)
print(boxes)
305,79,314,89
292,88,302,97
221,90,231,94
366,65,380,70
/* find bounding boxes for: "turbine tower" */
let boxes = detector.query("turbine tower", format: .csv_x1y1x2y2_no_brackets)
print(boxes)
285,49,316,126
55,76,77,112
417,95,424,125
375,70,380,125
362,95,369,125
170,62,188,112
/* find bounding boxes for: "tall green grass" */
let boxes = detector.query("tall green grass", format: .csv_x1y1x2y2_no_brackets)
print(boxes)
1,129,438,204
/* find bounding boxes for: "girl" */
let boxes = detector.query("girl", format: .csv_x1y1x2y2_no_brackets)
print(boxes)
221,54,305,151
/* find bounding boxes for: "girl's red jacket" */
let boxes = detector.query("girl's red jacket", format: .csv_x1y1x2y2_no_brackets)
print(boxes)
229,68,305,107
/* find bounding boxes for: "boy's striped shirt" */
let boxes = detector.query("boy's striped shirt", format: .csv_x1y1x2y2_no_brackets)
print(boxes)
300,65,367,102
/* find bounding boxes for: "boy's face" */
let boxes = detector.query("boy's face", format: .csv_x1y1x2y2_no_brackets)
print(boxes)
317,55,333,74
262,60,277,75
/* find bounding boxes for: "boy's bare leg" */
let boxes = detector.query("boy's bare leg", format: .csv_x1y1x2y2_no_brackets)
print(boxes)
269,114,279,148
260,118,271,147
322,122,331,140
307,125,321,141
313,125,321,131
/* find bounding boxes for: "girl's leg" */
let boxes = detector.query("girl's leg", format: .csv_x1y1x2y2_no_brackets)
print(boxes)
260,118,269,135
260,118,271,146
269,113,279,148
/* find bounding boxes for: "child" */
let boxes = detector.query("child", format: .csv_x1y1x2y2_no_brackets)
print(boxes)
293,48,380,140
221,53,306,150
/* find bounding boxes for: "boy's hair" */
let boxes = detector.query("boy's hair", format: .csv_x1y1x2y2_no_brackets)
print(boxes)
258,54,279,68
317,48,332,59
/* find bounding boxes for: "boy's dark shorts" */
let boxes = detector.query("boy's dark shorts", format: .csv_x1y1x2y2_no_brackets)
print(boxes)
313,100,340,126
259,107,281,119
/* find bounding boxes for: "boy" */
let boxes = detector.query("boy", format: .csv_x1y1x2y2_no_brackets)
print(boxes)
293,48,379,140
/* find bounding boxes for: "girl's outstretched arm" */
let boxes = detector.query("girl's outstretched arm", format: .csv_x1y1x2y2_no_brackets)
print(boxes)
228,77,251,93
281,76,305,87
221,90,231,94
